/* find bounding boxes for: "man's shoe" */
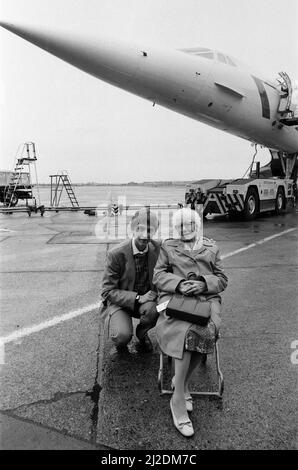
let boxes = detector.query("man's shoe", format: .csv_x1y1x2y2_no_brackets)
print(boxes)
136,334,153,353
115,344,129,354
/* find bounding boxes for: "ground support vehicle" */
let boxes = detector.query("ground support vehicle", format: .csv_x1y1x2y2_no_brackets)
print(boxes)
0,170,33,207
186,156,297,220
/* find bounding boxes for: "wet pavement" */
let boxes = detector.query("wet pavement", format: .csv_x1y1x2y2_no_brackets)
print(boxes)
0,208,297,450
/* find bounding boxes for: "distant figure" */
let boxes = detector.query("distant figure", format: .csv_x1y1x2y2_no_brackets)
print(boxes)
101,209,160,353
195,188,202,204
112,203,119,215
185,191,190,205
186,188,196,209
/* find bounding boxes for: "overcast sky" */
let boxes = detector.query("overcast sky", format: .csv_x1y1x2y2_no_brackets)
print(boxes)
0,0,297,183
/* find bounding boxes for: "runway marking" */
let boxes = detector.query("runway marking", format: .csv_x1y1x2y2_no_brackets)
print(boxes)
1,226,297,352
0,269,105,273
0,301,102,348
221,227,297,259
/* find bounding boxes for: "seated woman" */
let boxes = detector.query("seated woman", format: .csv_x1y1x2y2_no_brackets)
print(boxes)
153,208,228,437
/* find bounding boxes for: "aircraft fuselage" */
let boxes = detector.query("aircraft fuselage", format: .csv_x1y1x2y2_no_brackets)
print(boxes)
1,22,298,154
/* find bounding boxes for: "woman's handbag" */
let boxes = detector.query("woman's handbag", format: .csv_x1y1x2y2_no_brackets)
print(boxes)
166,294,211,326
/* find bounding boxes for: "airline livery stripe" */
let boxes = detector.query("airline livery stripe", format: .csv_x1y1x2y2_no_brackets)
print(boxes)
252,76,270,119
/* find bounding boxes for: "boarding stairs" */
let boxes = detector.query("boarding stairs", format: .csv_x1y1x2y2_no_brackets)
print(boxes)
4,142,37,207
50,172,79,208
278,72,298,126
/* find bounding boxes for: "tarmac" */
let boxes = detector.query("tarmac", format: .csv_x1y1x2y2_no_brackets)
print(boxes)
0,207,297,450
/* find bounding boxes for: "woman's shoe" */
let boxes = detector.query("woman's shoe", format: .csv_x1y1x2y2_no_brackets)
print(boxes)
170,398,194,437
171,377,193,412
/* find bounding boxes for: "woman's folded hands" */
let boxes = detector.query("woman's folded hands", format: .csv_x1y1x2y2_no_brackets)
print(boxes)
178,280,206,296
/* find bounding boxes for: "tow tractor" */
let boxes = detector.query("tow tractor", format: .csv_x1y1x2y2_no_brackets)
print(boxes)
185,150,297,220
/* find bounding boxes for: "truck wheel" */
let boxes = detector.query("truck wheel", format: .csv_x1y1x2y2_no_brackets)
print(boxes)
9,194,18,207
274,188,285,215
243,188,258,220
5,194,18,207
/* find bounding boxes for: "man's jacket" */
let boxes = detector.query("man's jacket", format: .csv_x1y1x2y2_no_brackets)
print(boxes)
101,239,161,318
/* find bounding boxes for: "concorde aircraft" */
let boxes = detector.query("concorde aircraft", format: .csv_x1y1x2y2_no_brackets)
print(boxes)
1,22,298,166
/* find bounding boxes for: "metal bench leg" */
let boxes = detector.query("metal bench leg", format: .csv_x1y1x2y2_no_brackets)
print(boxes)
157,351,164,394
158,352,174,395
158,339,224,398
215,341,224,397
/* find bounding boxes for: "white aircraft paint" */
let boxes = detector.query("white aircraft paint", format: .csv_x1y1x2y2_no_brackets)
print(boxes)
1,22,298,154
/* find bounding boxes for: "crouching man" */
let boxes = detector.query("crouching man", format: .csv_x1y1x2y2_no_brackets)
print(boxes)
101,209,160,353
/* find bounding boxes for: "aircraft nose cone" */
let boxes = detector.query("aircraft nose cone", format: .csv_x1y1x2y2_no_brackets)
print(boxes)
0,21,15,31
0,21,41,44
0,21,140,88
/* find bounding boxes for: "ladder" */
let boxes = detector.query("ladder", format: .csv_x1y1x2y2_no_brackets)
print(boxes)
278,72,298,126
4,142,38,207
50,172,79,208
